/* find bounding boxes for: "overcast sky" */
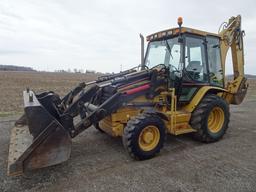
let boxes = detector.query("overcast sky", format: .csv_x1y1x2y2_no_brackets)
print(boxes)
0,0,255,74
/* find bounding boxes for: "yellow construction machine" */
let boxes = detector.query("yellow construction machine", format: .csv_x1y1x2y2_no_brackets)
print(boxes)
7,15,248,176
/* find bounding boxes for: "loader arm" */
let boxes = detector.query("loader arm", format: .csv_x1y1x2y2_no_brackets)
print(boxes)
219,15,248,104
7,66,168,175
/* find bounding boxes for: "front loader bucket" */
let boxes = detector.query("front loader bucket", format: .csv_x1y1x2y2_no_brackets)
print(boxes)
7,91,71,176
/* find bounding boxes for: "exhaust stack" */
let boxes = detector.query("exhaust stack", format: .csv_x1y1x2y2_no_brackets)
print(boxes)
140,34,145,70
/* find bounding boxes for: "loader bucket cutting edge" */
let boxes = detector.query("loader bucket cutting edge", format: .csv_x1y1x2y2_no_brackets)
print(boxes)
7,91,72,176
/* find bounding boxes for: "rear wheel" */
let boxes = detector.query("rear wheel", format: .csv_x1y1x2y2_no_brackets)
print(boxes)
122,113,166,160
190,94,230,142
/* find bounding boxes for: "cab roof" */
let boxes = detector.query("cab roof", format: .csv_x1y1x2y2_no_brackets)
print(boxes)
146,27,220,41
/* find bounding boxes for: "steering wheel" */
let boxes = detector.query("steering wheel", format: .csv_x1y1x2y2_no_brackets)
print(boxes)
149,64,169,74
150,63,166,70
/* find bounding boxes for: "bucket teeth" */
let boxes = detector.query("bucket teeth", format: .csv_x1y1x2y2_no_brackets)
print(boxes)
7,121,72,176
8,125,33,176
7,90,72,176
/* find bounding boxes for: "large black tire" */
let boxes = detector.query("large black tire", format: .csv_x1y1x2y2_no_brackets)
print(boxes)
190,94,230,142
122,113,166,160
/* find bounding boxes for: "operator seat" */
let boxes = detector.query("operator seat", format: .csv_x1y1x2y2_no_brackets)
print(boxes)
186,61,202,80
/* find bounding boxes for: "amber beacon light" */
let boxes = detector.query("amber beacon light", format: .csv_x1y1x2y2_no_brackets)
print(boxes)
177,17,183,26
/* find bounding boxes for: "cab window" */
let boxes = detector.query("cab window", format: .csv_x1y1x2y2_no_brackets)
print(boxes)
207,36,224,87
185,36,208,82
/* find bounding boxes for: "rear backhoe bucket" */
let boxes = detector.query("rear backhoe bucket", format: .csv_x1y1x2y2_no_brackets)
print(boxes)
231,77,248,105
7,91,71,176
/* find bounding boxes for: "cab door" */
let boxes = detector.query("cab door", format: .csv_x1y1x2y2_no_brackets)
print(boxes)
179,34,209,103
206,36,224,87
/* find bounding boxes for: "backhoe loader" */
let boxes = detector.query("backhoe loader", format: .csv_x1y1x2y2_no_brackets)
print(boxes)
7,15,248,176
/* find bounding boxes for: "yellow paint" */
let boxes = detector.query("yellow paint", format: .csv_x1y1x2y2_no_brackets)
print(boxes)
219,15,248,104
165,111,196,135
207,107,225,133
174,126,196,135
101,89,197,137
146,27,220,41
99,107,141,136
223,76,248,104
99,87,229,137
138,125,160,151
99,117,124,136
182,86,227,113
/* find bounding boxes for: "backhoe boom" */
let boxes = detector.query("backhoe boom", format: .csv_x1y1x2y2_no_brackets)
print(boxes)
219,15,248,104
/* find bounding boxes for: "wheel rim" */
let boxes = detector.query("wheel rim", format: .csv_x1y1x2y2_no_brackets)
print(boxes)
138,125,160,151
208,107,225,133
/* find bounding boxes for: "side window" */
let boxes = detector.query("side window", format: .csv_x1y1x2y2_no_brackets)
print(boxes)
168,44,181,70
185,37,208,82
207,36,224,87
166,37,181,71
190,47,202,63
145,42,166,68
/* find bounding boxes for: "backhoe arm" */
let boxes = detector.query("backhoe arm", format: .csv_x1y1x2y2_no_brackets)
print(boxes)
219,15,248,104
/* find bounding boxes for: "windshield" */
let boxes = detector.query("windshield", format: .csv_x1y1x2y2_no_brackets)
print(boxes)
145,37,182,71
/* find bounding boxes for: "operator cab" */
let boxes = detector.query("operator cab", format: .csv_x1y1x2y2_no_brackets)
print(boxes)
144,21,224,104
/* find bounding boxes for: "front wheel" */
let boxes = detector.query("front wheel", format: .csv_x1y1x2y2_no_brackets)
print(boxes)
93,123,105,133
190,94,230,142
122,113,166,160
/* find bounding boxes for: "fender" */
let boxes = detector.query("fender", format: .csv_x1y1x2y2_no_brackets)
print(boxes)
182,86,228,113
